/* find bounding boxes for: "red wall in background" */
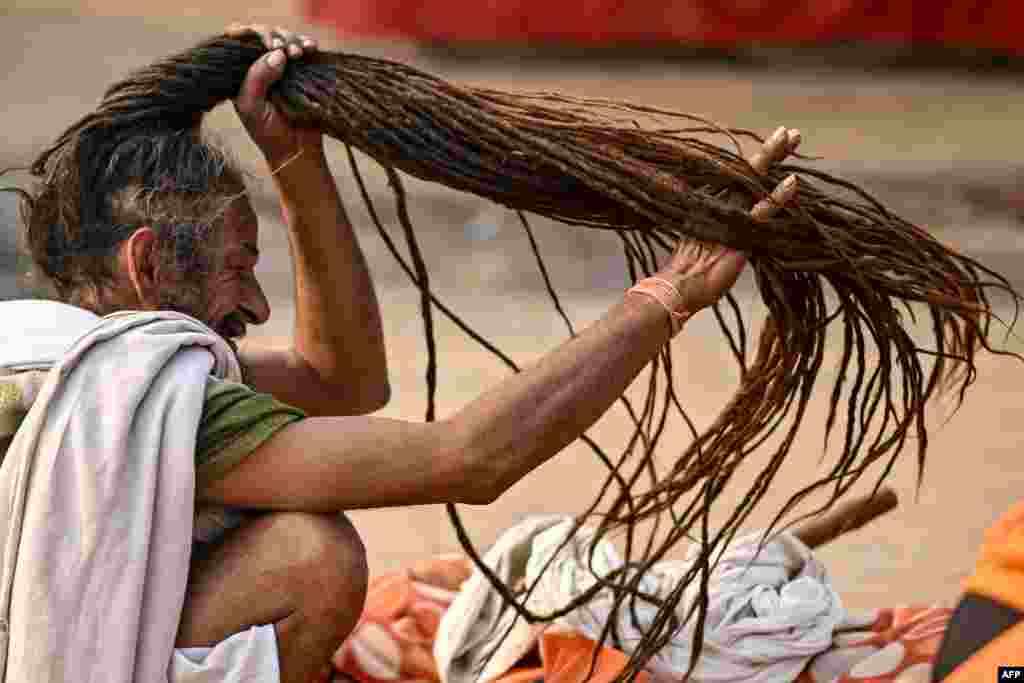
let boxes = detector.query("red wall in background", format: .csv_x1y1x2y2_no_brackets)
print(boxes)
307,0,1022,54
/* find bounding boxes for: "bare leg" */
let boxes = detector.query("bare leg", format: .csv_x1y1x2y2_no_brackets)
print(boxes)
176,512,369,683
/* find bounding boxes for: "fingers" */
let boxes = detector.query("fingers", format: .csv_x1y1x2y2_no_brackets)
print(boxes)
236,50,286,109
750,174,799,222
224,23,318,57
268,27,315,58
745,126,802,220
661,126,801,311
747,126,801,175
231,24,318,113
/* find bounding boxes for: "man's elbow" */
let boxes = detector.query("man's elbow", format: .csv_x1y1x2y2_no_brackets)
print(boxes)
454,478,503,506
345,360,391,413
332,380,392,416
300,376,391,417
358,380,392,414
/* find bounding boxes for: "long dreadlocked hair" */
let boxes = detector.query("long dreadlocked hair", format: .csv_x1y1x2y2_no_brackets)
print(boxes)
22,31,1022,680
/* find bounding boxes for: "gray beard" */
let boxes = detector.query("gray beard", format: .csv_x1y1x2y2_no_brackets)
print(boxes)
156,276,214,329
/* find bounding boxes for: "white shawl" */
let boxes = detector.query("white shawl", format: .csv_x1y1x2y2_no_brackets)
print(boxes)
0,301,242,682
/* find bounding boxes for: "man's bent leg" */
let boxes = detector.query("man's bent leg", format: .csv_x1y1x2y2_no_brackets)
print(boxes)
176,512,369,683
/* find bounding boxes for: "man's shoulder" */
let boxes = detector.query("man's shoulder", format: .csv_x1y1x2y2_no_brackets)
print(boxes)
195,376,306,485
0,300,100,371
203,376,301,410
200,376,306,431
204,375,248,399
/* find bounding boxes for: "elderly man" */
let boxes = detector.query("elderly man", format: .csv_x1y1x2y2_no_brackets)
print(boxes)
0,24,800,683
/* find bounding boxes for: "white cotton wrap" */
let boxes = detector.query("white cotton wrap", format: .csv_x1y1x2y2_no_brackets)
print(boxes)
436,515,847,683
0,301,279,683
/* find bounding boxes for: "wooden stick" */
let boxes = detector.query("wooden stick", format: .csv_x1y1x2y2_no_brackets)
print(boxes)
440,486,898,594
793,487,899,549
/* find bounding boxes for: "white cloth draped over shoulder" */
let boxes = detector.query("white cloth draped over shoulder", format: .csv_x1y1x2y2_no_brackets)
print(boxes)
0,300,278,682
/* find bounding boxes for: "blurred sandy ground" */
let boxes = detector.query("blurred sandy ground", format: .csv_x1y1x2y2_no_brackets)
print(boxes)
4,0,1024,611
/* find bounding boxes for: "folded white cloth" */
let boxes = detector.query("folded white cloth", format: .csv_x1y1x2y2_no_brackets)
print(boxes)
0,300,279,683
172,625,280,682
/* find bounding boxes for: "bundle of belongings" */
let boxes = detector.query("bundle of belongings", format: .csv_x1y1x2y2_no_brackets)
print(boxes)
333,517,951,683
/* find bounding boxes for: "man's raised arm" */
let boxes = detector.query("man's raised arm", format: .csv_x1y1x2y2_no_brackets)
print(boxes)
199,128,801,511
230,25,390,417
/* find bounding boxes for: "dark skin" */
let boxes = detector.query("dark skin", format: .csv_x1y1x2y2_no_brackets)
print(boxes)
113,24,802,682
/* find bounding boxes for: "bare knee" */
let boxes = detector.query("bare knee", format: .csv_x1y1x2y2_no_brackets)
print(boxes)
271,512,369,638
226,512,369,683
177,511,369,683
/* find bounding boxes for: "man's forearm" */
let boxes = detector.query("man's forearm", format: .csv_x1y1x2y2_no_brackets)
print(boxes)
271,149,389,410
203,286,680,510
447,289,675,504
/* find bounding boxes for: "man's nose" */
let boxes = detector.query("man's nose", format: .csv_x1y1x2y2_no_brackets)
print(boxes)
241,282,271,325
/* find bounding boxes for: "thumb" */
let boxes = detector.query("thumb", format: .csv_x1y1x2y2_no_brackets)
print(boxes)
236,49,286,112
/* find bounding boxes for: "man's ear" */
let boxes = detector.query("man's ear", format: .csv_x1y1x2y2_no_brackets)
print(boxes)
119,227,160,309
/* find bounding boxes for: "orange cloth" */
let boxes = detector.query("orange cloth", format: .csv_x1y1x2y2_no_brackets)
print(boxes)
963,500,1024,612
940,621,1024,683
331,557,645,683
477,632,652,683
332,557,470,683
535,631,650,683
930,501,1024,682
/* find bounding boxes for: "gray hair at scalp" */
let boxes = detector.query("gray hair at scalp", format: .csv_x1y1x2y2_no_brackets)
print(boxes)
11,126,248,322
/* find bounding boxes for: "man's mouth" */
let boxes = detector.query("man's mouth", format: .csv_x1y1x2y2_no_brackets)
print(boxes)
218,318,247,340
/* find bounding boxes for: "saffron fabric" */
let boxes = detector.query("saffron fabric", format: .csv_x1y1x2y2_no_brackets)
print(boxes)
932,502,1024,681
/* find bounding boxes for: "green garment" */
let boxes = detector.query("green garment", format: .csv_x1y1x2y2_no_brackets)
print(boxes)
195,377,306,487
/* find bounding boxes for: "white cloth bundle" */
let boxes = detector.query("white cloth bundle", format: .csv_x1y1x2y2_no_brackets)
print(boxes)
437,515,847,683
